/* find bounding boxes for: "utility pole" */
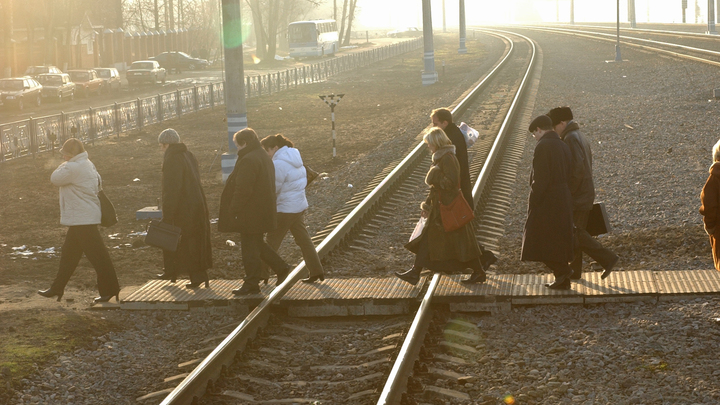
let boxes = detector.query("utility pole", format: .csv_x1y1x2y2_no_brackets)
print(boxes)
2,0,15,77
458,0,466,53
682,0,687,23
615,0,622,61
334,0,337,21
628,0,636,28
571,0,575,24
421,0,437,85
556,0,559,22
708,0,717,34
220,0,248,182
442,0,447,33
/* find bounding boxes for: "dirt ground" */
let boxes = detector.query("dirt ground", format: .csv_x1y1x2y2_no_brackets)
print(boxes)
0,33,491,400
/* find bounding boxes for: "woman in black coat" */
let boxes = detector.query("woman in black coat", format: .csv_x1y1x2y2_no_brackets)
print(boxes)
522,116,574,289
396,127,486,285
156,129,213,288
218,128,290,295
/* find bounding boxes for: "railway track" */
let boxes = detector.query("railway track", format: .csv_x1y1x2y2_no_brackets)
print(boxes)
152,30,538,405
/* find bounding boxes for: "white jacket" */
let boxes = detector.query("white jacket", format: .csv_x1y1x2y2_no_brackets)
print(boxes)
273,146,308,214
50,151,102,226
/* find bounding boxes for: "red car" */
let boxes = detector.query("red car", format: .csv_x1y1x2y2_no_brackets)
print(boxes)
68,69,104,97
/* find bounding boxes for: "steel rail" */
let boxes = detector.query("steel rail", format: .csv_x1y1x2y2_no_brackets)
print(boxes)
378,29,538,405
517,26,720,68
159,31,518,405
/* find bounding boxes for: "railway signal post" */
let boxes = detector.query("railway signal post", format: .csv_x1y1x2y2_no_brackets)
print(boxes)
319,94,344,158
458,0,467,54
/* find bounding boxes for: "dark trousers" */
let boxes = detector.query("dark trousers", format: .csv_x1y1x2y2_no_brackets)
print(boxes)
51,225,120,296
240,232,288,285
162,233,208,284
413,232,483,273
264,211,324,277
571,210,619,273
543,261,573,279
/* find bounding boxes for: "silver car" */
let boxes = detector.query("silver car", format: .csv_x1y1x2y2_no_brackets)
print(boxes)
37,73,76,102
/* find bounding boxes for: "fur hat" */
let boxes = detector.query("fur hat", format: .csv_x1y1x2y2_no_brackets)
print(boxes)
528,115,553,133
59,138,85,157
158,128,180,144
547,107,573,126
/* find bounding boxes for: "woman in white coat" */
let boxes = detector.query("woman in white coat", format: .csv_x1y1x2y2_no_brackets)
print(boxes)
38,139,120,303
260,134,325,283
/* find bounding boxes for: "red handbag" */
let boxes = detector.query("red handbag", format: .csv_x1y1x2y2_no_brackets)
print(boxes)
439,186,475,232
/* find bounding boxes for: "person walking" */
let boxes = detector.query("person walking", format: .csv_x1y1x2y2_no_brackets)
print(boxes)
430,108,498,271
218,128,291,295
547,107,619,280
396,127,487,285
38,138,120,303
155,129,213,288
260,134,325,283
521,115,575,290
700,139,720,270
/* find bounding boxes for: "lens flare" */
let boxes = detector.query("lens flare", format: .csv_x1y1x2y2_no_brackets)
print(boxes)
503,395,515,404
251,54,261,64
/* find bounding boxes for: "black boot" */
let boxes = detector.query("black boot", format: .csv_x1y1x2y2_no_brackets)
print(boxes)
480,251,497,270
395,267,421,285
545,276,571,290
233,283,260,295
38,288,63,302
462,269,487,284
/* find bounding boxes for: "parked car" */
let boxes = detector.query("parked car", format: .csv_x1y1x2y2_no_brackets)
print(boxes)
0,77,43,110
37,73,75,102
149,51,208,72
23,66,62,78
94,67,122,93
387,27,421,38
68,69,104,97
126,61,167,85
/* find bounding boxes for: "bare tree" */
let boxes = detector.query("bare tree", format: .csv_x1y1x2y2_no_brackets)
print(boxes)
246,0,319,63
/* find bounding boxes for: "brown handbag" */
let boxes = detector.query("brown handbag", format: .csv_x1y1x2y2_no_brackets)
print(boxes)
439,186,475,232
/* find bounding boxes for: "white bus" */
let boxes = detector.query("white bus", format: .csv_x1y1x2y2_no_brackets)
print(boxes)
288,20,339,58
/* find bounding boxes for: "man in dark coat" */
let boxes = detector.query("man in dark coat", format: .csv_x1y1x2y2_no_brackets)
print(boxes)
157,129,213,288
547,107,619,280
218,128,290,295
521,115,574,289
431,108,497,270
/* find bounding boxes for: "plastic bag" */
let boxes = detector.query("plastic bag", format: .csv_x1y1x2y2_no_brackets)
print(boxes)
408,217,427,243
459,122,479,148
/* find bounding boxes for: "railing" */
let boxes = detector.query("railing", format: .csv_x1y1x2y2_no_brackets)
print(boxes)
0,38,423,162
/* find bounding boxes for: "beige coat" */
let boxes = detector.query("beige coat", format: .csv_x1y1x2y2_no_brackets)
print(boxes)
51,151,102,226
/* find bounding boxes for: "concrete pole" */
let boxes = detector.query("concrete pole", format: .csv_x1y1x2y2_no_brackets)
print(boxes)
615,0,622,61
629,0,636,28
221,0,247,182
709,0,717,34
571,0,575,24
442,0,447,33
458,0,466,53
421,0,437,85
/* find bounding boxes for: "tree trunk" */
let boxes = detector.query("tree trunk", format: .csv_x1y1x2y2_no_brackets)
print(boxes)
338,0,348,45
265,0,280,61
343,0,357,46
248,0,268,60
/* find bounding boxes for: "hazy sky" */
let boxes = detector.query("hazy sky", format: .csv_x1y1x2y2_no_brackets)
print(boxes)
355,0,713,28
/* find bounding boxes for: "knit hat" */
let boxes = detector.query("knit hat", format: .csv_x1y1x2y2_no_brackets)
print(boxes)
59,138,85,157
158,128,180,144
528,115,553,132
547,107,573,126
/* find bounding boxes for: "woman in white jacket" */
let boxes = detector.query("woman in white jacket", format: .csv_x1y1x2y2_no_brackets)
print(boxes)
260,134,325,283
38,139,120,303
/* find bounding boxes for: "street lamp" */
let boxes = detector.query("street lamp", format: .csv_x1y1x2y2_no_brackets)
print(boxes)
615,0,622,62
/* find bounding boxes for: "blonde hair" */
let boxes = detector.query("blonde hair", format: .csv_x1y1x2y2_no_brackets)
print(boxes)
714,139,720,162
423,127,452,150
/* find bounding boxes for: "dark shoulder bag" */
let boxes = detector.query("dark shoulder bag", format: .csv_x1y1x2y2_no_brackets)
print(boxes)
145,220,182,252
97,178,118,227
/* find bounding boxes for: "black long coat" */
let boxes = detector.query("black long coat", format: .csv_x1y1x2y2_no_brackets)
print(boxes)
161,143,213,271
406,145,481,263
521,132,574,262
218,137,277,234
444,122,473,205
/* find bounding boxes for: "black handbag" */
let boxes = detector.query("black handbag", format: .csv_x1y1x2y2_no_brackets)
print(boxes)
145,220,182,252
97,178,117,227
586,202,611,236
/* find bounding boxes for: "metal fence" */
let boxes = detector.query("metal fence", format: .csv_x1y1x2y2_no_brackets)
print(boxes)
0,38,422,162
